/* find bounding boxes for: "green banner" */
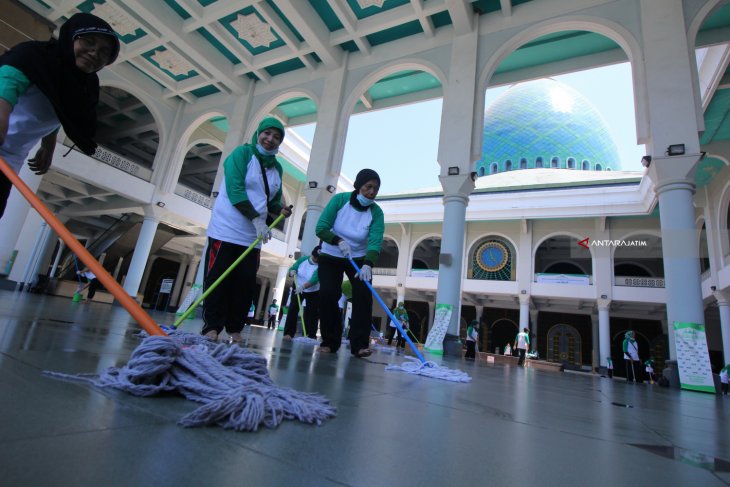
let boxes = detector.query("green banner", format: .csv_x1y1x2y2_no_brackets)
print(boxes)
674,322,716,393
424,303,452,355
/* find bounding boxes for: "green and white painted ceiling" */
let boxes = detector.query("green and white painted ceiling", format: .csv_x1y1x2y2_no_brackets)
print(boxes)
17,0,730,188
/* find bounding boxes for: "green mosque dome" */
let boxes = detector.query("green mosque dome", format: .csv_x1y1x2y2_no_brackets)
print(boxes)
477,79,621,175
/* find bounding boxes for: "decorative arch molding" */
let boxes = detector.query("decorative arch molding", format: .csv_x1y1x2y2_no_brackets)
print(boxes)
687,0,730,132
332,58,448,175
543,260,588,275
410,233,443,271
184,138,224,154
246,89,320,142
474,16,647,160
718,179,730,258
469,234,517,281
382,235,401,254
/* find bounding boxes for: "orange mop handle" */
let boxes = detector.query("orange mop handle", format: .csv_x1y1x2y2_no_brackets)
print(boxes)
0,156,166,337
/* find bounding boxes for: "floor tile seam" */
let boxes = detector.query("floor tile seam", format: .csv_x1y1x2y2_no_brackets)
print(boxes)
0,418,174,444
207,434,353,486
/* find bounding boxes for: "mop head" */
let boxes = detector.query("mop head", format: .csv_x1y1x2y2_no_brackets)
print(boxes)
385,356,472,383
44,334,336,431
292,336,319,345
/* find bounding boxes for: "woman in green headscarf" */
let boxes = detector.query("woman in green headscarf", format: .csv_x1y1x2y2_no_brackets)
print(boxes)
202,117,292,342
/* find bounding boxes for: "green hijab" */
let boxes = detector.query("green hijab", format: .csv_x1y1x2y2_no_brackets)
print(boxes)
250,117,285,167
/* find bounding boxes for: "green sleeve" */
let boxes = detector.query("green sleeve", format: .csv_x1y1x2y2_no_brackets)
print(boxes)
526,334,530,345
364,203,385,265
224,145,258,219
622,339,628,353
316,193,348,244
0,65,31,107
267,161,285,214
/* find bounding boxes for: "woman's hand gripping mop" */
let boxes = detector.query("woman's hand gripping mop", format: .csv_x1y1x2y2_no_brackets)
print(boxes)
348,257,471,382
0,158,335,433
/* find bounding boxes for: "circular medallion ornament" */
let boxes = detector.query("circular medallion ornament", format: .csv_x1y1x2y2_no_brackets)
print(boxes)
476,240,509,272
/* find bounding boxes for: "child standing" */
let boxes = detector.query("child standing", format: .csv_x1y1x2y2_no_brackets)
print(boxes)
465,320,479,359
0,13,120,217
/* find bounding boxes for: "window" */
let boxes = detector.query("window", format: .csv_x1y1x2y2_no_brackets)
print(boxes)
478,166,485,177
582,160,590,170
567,157,575,169
505,160,512,171
490,162,498,174
535,157,543,168
595,163,603,171
520,158,527,169
551,157,559,168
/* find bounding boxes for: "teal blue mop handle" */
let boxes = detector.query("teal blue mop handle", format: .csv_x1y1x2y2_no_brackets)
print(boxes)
348,257,427,364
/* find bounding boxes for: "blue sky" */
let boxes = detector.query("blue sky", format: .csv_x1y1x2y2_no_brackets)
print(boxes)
290,62,644,195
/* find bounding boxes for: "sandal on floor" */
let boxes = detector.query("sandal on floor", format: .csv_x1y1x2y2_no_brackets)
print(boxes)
316,346,332,353
355,348,373,358
229,332,244,343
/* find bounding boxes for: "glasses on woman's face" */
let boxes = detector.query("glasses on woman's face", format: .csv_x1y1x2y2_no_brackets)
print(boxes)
76,35,114,64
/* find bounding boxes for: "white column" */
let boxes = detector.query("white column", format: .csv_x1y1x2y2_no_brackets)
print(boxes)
519,295,530,330
433,28,478,354
272,264,289,312
598,299,611,369
0,165,43,274
122,206,162,298
641,0,705,360
112,257,124,280
170,256,190,307
48,239,65,278
300,60,349,254
256,279,268,320
716,291,730,365
530,308,539,351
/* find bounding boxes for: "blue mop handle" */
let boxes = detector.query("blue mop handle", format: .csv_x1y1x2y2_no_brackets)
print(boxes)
348,257,426,364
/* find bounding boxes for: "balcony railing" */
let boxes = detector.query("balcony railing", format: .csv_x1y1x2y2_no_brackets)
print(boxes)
373,267,397,276
91,145,151,181
175,185,213,209
614,276,665,288
410,269,439,278
535,273,592,285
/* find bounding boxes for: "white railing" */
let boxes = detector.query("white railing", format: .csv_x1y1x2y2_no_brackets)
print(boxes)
175,185,213,209
410,269,439,278
535,273,592,285
92,145,151,181
614,276,665,288
373,267,397,276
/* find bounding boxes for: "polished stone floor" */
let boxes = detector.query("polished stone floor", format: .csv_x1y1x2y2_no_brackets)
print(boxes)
1,290,728,486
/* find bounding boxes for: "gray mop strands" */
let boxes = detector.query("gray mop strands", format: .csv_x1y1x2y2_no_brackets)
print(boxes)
44,334,336,431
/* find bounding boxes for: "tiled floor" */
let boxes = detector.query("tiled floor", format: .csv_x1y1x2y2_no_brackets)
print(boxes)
0,290,728,486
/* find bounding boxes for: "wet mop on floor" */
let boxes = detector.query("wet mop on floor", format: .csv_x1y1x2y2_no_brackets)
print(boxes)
45,330,336,432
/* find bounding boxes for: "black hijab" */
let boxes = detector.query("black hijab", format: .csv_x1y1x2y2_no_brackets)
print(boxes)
0,13,120,155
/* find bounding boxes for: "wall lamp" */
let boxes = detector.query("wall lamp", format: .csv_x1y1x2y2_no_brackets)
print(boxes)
711,285,717,292
447,166,459,175
600,294,608,299
667,144,685,156
156,201,166,208
640,155,652,168
326,184,336,193
308,181,318,189
212,191,219,197
520,290,527,294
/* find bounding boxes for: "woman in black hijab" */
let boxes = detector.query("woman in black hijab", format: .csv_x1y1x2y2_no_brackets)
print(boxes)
0,12,119,217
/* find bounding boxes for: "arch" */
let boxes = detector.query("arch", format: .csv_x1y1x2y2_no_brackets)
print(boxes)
535,156,544,168
544,261,587,275
567,157,576,169
99,80,168,151
717,179,730,258
520,157,528,169
595,163,603,171
468,234,519,281
475,16,648,159
505,159,513,171
245,88,321,142
533,232,596,261
551,157,560,168
336,59,448,175
378,236,400,269
534,233,594,276
490,162,499,174
479,166,486,176
411,234,442,272
582,159,590,170
489,318,519,354
546,323,582,366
